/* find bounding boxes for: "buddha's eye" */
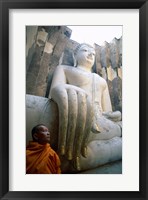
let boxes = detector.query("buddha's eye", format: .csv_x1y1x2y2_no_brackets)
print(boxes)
83,49,87,52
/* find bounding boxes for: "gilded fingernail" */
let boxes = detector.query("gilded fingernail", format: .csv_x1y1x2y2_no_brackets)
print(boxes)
60,146,65,155
83,147,87,157
67,151,73,160
76,156,81,171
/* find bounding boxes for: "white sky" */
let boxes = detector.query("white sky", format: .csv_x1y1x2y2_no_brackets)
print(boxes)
68,26,122,46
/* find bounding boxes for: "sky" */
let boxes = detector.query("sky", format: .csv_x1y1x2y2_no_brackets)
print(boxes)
68,26,122,46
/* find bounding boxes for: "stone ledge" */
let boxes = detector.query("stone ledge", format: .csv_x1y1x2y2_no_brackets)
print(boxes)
77,160,122,174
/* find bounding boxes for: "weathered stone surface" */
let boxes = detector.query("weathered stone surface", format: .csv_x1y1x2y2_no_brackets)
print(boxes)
27,26,72,97
107,76,122,112
44,42,53,54
77,160,122,174
112,77,122,112
118,36,122,67
26,26,38,71
107,65,117,81
61,48,75,66
100,41,111,68
107,79,115,111
45,27,72,96
109,37,120,69
118,67,122,79
26,45,44,95
36,30,48,46
101,67,107,80
34,52,51,96
94,44,102,76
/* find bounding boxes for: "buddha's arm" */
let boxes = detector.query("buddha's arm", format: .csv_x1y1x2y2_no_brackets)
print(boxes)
101,80,121,121
101,81,112,112
49,65,67,98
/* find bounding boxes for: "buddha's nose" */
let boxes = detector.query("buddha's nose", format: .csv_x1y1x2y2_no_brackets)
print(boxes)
88,52,93,57
89,51,93,55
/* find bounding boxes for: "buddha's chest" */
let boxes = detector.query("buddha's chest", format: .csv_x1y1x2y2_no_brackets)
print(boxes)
64,67,103,101
65,67,93,87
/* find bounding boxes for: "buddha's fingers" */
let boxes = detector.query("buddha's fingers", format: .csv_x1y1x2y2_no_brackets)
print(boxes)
81,96,94,157
51,87,68,155
66,89,78,160
74,92,87,170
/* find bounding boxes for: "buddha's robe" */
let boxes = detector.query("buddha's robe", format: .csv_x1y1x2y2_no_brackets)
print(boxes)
26,141,61,174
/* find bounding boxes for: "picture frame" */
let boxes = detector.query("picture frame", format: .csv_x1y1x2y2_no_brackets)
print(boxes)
0,0,147,199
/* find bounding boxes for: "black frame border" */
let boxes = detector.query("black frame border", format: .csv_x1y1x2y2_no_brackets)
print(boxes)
0,0,147,199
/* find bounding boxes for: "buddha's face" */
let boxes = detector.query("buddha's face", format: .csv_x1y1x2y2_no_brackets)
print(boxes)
76,44,95,68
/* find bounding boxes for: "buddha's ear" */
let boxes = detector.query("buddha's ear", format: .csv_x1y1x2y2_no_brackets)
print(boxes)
73,53,77,67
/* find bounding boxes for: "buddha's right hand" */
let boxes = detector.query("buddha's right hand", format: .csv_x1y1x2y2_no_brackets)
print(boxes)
50,84,93,170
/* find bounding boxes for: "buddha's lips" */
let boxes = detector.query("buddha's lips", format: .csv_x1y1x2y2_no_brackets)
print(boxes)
87,56,93,60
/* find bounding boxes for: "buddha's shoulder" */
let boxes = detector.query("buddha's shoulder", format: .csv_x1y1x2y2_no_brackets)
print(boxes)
93,73,106,81
93,73,108,88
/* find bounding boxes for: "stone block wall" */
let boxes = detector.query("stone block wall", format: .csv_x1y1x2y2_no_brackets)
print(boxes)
26,26,72,97
93,39,122,112
26,26,122,112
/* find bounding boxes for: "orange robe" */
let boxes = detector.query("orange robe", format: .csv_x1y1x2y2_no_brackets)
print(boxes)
26,141,61,174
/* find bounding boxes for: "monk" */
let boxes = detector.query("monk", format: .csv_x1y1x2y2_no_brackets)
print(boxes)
26,124,61,174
